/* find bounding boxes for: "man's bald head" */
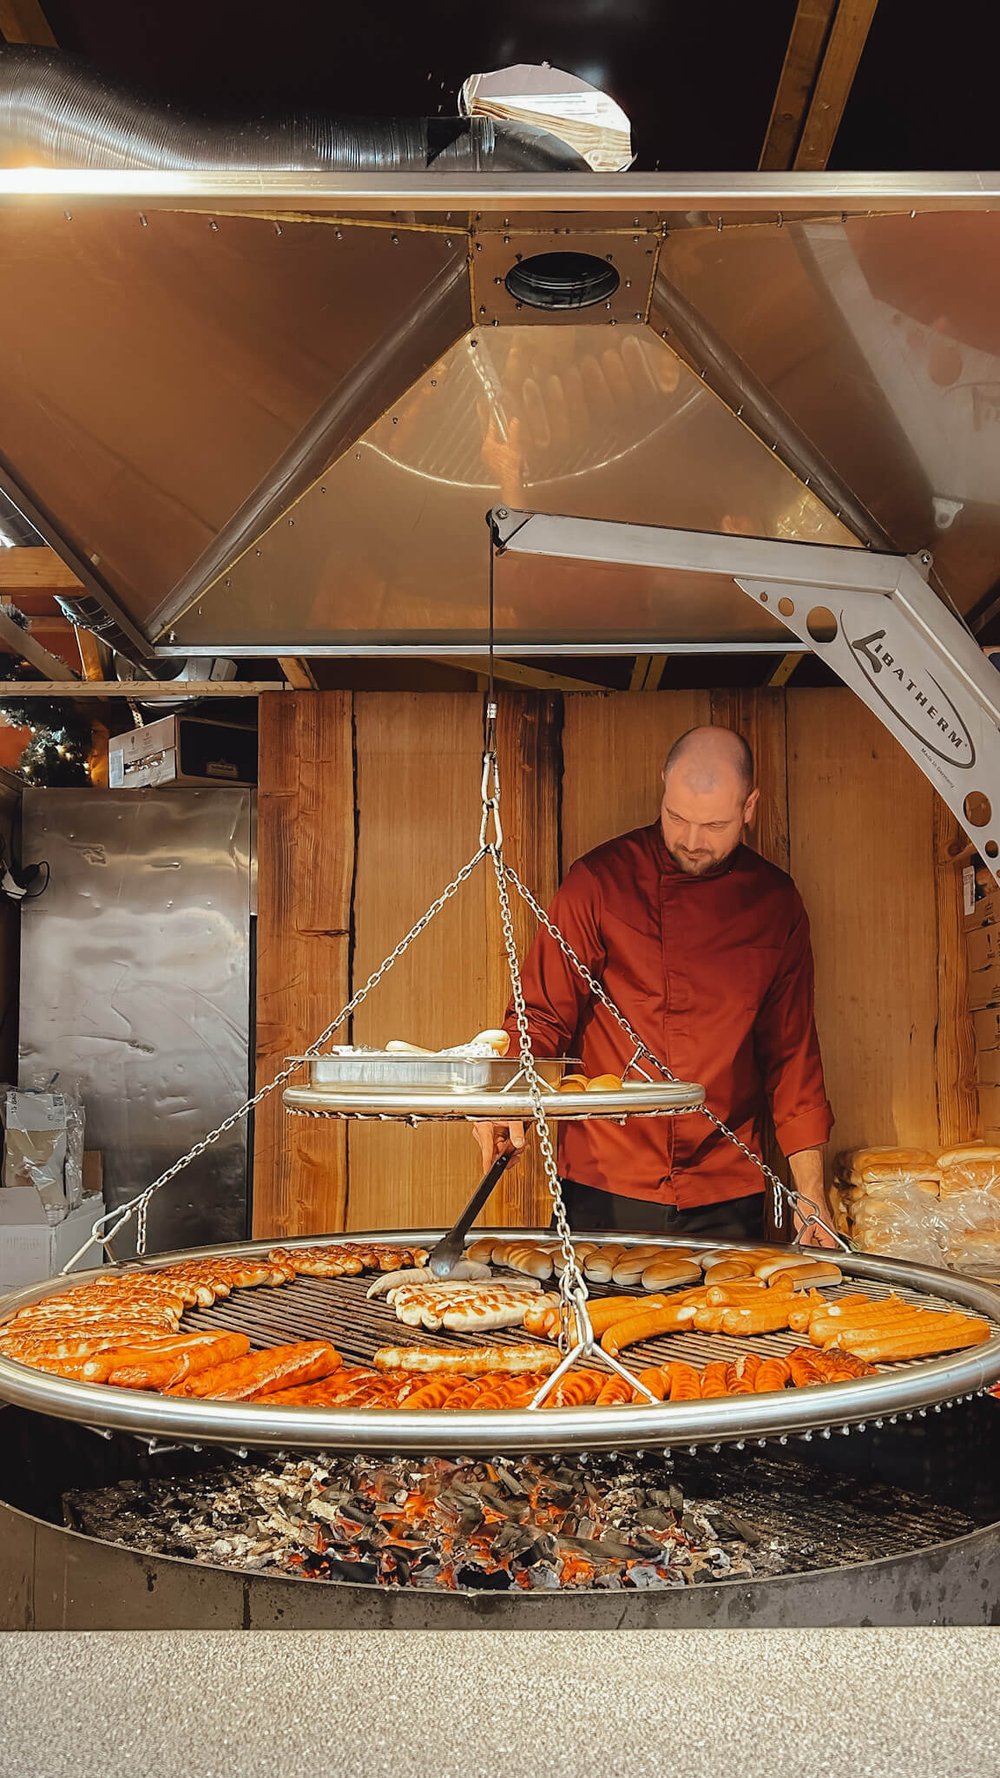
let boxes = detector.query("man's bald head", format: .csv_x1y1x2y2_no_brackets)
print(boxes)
663,727,754,799
659,726,758,876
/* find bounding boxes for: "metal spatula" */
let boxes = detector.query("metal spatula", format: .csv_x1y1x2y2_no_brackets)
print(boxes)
426,1147,514,1278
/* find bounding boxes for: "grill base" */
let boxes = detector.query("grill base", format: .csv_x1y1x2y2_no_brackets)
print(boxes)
2,1401,999,1628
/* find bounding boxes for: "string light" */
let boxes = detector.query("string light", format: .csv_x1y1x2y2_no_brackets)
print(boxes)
0,615,92,786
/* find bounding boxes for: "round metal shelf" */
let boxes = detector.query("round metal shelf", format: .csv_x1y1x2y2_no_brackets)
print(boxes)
282,1082,705,1121
2,1233,1000,1454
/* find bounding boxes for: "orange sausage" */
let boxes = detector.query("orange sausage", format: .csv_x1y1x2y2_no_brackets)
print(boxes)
103,1333,252,1390
585,1294,670,1337
699,1362,730,1399
719,1299,795,1337
551,1370,605,1408
398,1376,468,1410
668,1363,702,1401
843,1319,990,1363
635,1365,672,1401
167,1341,340,1400
595,1373,637,1406
753,1357,792,1393
601,1301,699,1355
723,1353,762,1394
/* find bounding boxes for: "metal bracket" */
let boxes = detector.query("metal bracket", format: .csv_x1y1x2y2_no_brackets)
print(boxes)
490,510,1000,885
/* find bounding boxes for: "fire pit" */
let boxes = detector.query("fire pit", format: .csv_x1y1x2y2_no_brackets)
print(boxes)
2,1398,998,1627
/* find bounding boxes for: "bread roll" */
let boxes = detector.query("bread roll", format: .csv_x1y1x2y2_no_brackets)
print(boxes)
840,1146,936,1181
465,1238,496,1265
585,1073,622,1092
702,1259,755,1285
500,1243,555,1281
583,1244,629,1283
557,1074,589,1093
937,1143,1000,1168
639,1257,702,1291
611,1245,675,1286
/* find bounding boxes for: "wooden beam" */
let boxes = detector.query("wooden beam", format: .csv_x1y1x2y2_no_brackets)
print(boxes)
432,657,609,694
278,657,319,690
0,547,83,592
628,654,668,692
758,0,838,170
768,652,802,688
794,0,879,170
0,605,77,680
75,628,111,682
0,0,56,44
0,679,284,697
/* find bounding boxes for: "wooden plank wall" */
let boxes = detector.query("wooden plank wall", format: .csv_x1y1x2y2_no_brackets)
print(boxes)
253,688,977,1237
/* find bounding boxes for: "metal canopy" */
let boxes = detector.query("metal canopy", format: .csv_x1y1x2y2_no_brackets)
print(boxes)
0,171,998,656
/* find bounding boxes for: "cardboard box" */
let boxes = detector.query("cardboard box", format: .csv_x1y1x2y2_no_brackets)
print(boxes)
968,924,1000,974
967,961,1000,1011
966,887,1000,929
108,715,257,790
973,1005,1000,1052
0,1194,105,1291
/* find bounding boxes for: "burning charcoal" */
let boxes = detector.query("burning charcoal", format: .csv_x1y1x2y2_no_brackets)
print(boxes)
492,1463,528,1497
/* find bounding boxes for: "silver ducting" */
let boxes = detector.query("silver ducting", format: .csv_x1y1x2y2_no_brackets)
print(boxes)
0,47,588,171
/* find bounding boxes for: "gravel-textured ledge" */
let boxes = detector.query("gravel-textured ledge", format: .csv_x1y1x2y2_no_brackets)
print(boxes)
1,1628,997,1778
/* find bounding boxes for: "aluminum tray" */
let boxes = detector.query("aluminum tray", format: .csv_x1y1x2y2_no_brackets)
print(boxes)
1,1234,999,1454
282,1080,705,1120
295,1052,575,1093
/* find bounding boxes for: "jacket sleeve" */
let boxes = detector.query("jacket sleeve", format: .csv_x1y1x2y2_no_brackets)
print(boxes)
754,895,834,1154
503,860,607,1057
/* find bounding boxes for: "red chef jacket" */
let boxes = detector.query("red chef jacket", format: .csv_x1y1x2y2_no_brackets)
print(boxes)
507,823,833,1209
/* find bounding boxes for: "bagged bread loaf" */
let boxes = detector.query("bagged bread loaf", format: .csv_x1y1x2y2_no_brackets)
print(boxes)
837,1145,936,1186
937,1143,1000,1197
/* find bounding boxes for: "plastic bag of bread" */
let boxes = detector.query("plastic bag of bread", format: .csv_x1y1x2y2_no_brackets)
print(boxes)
937,1143,1000,1198
827,1179,855,1239
850,1179,946,1267
836,1146,937,1186
937,1187,1000,1275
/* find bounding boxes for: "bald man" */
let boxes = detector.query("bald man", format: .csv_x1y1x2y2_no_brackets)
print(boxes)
476,725,835,1246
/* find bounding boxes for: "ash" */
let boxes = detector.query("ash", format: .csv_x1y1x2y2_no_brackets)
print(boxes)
63,1446,974,1593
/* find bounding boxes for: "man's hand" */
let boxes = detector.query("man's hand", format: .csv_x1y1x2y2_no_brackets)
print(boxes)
473,1120,527,1171
787,1146,839,1249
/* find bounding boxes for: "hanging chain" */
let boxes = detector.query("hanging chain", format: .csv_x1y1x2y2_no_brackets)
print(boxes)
501,859,846,1250
66,847,489,1271
489,841,591,1351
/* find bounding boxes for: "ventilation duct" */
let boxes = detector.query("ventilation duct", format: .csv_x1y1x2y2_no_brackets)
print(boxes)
0,48,589,171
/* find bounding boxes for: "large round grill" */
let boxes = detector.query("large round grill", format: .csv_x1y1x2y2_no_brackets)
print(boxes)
2,1233,1000,1453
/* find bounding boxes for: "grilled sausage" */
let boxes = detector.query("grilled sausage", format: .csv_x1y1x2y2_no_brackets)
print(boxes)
167,1341,340,1400
373,1343,559,1375
98,1333,252,1390
599,1301,700,1356
753,1356,792,1393
718,1299,795,1337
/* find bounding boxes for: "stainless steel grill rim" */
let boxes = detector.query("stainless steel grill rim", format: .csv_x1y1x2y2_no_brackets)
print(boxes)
1,1233,999,1452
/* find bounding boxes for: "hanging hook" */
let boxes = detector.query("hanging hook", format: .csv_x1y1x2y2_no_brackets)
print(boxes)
479,748,503,848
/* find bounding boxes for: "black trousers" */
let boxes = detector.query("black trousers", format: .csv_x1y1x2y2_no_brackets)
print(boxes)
558,1178,763,1243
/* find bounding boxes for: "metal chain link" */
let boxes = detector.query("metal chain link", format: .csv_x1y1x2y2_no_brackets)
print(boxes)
488,840,591,1353
501,860,845,1248
67,848,489,1270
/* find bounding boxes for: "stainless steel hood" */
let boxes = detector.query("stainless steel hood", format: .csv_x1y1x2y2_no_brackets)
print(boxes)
0,167,998,656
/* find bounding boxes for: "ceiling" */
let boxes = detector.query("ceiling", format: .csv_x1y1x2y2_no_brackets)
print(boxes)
1,0,1000,700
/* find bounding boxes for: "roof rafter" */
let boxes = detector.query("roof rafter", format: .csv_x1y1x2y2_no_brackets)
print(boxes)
0,1,56,46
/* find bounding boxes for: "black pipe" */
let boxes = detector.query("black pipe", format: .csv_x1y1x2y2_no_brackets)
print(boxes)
0,47,588,172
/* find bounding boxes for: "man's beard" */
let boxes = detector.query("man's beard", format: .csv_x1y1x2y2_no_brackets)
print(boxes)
664,839,739,878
